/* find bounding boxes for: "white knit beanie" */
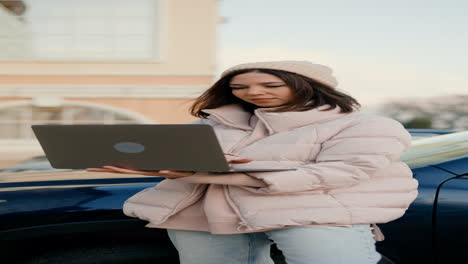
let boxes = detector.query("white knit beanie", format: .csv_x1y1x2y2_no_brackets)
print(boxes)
220,60,338,89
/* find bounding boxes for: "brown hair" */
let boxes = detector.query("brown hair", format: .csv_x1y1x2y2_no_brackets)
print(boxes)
190,68,360,118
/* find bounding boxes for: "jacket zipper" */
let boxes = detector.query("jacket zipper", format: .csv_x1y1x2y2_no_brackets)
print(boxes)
223,185,254,231
226,133,253,154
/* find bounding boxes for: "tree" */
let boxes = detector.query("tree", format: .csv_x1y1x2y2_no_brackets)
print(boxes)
403,117,432,129
378,95,468,130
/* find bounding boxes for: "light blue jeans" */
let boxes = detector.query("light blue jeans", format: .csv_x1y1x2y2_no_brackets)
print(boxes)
167,225,382,264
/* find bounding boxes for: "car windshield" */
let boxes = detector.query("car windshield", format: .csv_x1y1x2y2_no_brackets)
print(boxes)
401,131,468,168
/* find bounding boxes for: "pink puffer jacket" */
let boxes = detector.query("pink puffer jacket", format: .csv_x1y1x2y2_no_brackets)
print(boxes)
123,104,418,231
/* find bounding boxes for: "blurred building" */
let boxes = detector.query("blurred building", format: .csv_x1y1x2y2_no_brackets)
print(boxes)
0,0,219,167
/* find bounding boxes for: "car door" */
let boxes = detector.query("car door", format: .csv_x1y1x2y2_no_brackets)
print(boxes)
433,156,468,264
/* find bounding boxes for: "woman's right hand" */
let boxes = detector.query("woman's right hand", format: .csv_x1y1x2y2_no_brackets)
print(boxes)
86,166,194,179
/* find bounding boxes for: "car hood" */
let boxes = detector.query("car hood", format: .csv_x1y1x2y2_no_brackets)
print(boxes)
0,170,164,231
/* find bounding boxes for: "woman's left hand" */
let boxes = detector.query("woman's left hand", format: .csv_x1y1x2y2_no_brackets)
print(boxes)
224,153,254,164
86,166,194,179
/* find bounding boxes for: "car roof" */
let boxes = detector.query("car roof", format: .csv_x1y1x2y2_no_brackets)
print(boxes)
406,129,456,140
401,131,468,168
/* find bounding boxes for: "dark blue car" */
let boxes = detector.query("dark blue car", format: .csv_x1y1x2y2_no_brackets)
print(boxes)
377,131,468,264
0,130,466,263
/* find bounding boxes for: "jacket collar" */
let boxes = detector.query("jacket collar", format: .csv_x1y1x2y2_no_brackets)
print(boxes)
202,104,356,135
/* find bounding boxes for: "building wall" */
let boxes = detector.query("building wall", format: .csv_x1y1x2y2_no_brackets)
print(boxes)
66,98,197,124
0,0,218,75
0,0,219,168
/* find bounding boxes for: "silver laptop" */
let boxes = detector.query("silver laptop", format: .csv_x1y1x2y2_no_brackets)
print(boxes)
31,124,296,173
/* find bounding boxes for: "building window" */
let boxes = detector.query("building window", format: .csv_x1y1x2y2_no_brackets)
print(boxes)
0,102,148,139
0,0,158,61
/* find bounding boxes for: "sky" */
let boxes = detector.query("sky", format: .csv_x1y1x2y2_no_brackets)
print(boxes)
216,0,468,110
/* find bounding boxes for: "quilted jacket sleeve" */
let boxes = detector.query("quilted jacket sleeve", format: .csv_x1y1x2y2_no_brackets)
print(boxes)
246,116,412,194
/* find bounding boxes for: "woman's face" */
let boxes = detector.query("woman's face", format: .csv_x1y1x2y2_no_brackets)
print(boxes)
229,72,295,108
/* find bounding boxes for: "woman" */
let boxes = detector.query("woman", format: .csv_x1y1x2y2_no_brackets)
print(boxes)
88,61,418,264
